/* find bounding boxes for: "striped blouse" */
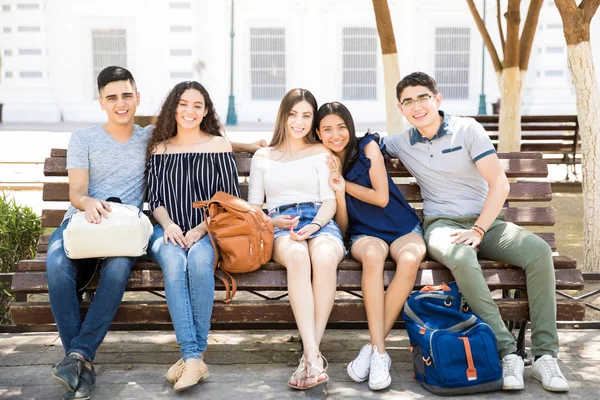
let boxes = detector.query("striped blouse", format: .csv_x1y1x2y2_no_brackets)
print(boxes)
147,152,241,234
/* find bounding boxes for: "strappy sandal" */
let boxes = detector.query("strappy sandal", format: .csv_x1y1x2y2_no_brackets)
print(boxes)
287,355,308,390
303,354,330,390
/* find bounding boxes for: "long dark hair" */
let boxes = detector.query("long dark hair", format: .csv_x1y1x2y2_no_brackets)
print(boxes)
315,102,359,177
269,88,319,148
147,81,223,160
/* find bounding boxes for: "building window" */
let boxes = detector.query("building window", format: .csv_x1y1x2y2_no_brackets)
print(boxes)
546,46,564,53
3,27,10,33
2,5,10,11
17,26,41,32
92,29,127,95
19,48,42,55
545,70,564,77
4,49,12,56
342,27,378,101
434,27,470,100
5,71,13,78
170,71,193,79
16,3,40,10
250,27,286,101
170,48,192,56
170,26,192,33
169,2,191,9
20,71,43,78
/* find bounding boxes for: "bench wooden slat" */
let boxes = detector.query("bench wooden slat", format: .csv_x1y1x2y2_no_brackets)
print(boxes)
10,267,584,293
41,181,553,203
43,155,550,178
8,298,585,325
39,205,555,229
18,253,575,273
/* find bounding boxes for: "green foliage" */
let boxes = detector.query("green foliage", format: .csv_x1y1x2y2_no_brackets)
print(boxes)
0,192,43,322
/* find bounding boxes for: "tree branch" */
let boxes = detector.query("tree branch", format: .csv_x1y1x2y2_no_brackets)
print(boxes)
504,0,521,68
497,0,506,55
466,0,503,72
519,0,543,71
581,0,600,22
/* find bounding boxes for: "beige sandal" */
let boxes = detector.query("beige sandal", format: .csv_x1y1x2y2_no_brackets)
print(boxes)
288,354,329,390
287,355,308,389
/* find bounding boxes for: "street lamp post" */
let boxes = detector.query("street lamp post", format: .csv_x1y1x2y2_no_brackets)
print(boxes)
226,0,238,125
477,0,487,115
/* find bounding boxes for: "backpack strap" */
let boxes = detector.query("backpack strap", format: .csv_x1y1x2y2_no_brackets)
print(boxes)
202,206,237,303
458,337,478,381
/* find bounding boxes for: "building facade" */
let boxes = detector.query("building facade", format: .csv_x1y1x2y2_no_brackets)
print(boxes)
0,0,598,124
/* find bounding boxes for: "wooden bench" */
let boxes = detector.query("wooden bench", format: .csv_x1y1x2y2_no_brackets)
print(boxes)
10,148,585,354
469,115,580,167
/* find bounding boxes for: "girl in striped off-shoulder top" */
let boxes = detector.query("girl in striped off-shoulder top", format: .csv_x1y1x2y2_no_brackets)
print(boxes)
145,81,239,392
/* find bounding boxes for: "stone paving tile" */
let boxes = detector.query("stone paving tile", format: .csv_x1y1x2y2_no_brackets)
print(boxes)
0,330,598,399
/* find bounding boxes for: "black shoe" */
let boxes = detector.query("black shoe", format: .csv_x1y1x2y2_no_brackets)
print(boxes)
53,353,84,391
63,363,96,400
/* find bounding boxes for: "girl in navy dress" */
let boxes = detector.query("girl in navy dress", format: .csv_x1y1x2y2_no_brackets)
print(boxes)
315,102,426,391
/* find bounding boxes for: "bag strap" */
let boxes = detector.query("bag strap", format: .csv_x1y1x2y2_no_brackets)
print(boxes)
419,283,451,293
202,207,237,303
458,337,478,381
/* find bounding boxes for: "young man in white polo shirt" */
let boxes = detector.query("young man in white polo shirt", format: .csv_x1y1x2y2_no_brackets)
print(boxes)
381,72,569,392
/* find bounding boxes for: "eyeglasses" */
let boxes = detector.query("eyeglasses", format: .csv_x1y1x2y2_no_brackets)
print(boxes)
400,94,435,110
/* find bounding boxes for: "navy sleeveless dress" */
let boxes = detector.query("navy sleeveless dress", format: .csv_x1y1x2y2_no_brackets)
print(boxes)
345,133,421,244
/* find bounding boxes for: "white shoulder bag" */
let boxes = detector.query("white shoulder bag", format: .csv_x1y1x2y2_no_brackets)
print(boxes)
63,202,154,259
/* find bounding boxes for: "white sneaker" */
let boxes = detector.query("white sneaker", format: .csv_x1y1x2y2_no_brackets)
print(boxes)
501,354,524,390
347,343,373,382
532,355,569,392
368,346,391,391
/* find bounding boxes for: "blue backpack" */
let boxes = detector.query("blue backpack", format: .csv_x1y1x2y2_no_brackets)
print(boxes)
402,282,503,395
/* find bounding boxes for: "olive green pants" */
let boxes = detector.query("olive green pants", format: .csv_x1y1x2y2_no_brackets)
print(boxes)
423,215,558,358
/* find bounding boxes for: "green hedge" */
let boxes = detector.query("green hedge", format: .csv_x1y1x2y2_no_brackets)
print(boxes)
0,192,43,322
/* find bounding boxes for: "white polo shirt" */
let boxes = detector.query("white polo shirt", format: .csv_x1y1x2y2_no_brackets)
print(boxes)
381,111,496,217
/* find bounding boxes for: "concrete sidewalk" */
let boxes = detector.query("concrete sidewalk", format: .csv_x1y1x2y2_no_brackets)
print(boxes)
1,329,598,399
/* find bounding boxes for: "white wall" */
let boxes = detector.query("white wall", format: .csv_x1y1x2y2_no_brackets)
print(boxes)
0,0,599,123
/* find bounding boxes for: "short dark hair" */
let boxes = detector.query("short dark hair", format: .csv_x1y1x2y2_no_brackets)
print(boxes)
97,66,136,94
396,72,438,101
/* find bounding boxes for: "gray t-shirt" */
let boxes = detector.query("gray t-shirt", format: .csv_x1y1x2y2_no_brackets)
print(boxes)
381,112,496,217
63,124,153,222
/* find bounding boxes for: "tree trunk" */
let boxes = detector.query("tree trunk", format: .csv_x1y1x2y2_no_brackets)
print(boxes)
497,67,523,152
372,0,403,134
567,41,600,272
382,53,403,134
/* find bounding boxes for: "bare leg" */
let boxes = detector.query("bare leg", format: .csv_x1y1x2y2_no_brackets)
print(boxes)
350,236,389,352
308,236,344,348
383,233,426,339
273,236,315,387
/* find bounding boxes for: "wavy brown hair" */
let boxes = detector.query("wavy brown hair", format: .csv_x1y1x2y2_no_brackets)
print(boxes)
269,88,318,149
146,81,223,160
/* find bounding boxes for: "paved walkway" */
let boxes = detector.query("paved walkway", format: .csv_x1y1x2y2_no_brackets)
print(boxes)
1,329,598,399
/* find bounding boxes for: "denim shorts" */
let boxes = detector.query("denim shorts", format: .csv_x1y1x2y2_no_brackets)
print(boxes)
268,202,345,249
349,222,424,248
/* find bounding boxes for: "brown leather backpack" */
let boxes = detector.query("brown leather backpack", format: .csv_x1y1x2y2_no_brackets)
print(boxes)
193,191,274,303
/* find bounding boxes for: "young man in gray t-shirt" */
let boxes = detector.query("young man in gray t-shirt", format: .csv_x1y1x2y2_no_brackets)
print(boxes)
47,66,266,398
381,72,569,393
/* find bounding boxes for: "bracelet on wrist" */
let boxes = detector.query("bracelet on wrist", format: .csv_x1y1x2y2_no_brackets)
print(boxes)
472,224,486,235
309,222,322,230
470,227,484,238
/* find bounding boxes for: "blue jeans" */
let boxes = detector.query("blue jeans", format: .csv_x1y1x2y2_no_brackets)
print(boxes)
148,225,215,360
46,220,136,361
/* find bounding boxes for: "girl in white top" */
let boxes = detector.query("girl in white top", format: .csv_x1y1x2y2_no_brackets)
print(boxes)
248,88,345,390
